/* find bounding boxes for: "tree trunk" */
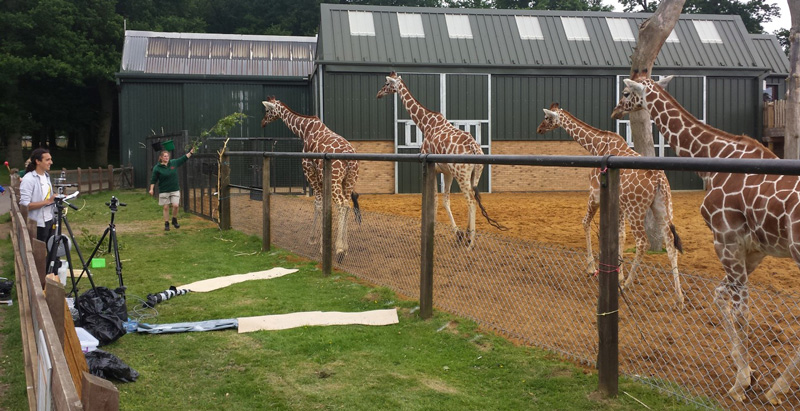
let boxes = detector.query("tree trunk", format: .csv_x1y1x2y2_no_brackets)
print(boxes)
626,0,686,251
94,80,114,166
786,2,800,160
6,131,24,172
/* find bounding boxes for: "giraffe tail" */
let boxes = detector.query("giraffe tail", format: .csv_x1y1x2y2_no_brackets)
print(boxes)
351,192,362,224
473,186,507,231
670,224,683,253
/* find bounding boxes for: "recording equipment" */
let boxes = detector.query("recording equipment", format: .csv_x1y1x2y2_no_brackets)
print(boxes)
78,196,128,301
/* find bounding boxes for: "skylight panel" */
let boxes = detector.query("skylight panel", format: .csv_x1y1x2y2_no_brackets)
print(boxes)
666,30,679,43
606,18,634,42
515,16,543,40
561,17,589,41
693,20,722,44
348,11,375,37
445,14,473,39
397,13,425,38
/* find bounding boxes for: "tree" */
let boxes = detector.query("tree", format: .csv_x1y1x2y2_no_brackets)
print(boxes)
785,2,800,159
618,0,780,34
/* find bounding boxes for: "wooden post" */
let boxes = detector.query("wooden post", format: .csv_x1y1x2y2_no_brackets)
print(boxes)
262,157,271,251
45,277,66,344
88,167,93,194
597,166,620,398
322,158,333,276
77,168,82,193
419,161,436,319
81,372,119,410
108,165,114,191
219,153,231,230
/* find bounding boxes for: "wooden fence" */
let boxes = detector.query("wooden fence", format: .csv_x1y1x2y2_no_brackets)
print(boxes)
56,165,135,194
764,100,786,157
8,176,119,410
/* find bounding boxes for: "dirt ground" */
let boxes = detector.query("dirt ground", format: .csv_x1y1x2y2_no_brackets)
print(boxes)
353,190,800,296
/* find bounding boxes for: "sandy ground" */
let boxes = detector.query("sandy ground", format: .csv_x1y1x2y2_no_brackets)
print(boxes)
353,190,800,296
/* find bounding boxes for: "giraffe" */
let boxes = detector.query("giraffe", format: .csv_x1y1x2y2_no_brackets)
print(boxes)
376,72,505,248
612,74,799,405
261,97,360,262
536,103,684,307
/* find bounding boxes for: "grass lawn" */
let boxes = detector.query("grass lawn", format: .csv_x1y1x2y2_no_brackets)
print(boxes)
0,190,709,410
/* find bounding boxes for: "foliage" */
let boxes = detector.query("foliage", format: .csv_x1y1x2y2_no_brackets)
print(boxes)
192,112,248,151
617,0,781,34
775,28,789,56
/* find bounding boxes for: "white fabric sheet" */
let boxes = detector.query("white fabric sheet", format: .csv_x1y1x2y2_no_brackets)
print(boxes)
237,309,399,332
177,267,298,292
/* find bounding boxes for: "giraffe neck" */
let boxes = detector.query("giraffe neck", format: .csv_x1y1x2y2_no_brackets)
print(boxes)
558,110,629,156
278,103,323,145
397,81,447,135
644,82,775,159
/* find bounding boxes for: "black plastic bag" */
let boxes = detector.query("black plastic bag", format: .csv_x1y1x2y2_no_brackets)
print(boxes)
75,287,127,346
85,350,139,382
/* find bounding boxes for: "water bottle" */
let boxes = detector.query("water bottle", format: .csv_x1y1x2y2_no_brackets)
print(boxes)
57,259,69,285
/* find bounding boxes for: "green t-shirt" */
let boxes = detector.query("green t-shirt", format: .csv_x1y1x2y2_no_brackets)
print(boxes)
150,155,189,192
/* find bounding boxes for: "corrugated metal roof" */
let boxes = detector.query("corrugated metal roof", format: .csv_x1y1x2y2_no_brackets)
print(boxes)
120,30,317,77
318,4,779,72
750,34,790,75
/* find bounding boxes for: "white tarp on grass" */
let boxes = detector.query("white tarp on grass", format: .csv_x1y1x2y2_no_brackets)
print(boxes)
237,309,399,333
177,267,298,292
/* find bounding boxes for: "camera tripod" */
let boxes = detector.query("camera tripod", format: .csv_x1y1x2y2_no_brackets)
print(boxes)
44,190,99,298
77,196,127,300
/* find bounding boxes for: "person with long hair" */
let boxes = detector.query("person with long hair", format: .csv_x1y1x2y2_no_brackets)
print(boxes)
18,148,55,242
149,147,194,231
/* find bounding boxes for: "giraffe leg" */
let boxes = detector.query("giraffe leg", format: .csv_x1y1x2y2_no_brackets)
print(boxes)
621,219,647,292
765,247,800,405
617,217,627,286
661,222,684,309
464,187,476,250
582,195,599,275
439,173,462,244
335,203,350,263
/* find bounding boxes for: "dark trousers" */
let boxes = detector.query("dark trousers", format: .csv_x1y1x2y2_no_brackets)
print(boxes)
36,219,55,243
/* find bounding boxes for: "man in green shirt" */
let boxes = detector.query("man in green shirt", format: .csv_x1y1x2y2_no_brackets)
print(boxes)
149,148,194,231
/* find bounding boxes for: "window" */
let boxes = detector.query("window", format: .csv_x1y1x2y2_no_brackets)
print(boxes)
606,18,634,42
445,14,473,39
348,11,375,36
398,13,424,38
515,16,543,40
693,20,722,44
561,17,589,41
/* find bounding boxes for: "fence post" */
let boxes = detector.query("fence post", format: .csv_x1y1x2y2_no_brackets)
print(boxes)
108,165,114,191
88,167,94,194
262,156,271,251
597,164,620,398
77,168,82,193
419,160,436,319
219,153,231,230
182,131,190,212
322,158,333,276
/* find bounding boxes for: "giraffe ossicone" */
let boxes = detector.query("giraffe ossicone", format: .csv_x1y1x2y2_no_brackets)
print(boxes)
377,71,505,249
261,98,360,262
612,76,796,405
537,103,684,308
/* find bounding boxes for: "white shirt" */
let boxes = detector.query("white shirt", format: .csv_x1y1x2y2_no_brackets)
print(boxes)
36,172,54,222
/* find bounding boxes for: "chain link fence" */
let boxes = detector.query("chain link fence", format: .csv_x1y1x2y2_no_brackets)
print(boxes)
225,191,800,410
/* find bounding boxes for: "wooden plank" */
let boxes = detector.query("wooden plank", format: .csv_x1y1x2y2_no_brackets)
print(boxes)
45,276,66,345
81,372,119,410
32,238,47,288
10,213,39,410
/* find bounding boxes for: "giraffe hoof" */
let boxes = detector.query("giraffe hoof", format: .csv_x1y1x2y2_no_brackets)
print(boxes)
336,252,346,263
765,389,782,406
727,387,746,403
455,231,471,247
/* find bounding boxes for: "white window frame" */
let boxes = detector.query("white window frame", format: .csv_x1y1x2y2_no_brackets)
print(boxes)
445,14,473,39
606,18,634,42
561,17,590,41
397,13,425,38
515,16,544,40
614,74,707,158
693,20,722,44
348,11,375,37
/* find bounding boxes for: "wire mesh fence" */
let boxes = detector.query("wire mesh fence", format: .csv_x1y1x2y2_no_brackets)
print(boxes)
226,191,800,410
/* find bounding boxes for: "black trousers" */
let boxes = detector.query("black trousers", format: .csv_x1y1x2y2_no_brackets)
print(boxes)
36,219,55,243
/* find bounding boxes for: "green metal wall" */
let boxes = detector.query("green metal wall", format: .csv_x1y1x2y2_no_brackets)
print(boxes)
492,75,616,142
322,72,394,140
706,77,757,138
119,80,311,187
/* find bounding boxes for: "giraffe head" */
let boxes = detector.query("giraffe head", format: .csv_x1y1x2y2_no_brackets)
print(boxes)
536,103,562,134
261,97,281,127
376,72,402,99
611,76,673,119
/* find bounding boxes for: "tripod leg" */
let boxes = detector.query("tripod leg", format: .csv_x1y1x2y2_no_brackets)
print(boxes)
69,227,108,298
110,228,126,299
